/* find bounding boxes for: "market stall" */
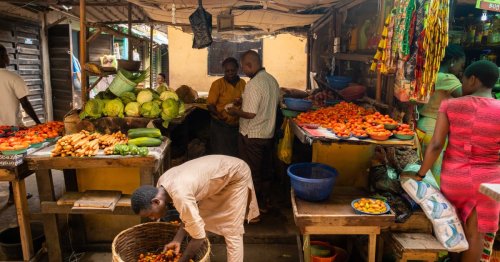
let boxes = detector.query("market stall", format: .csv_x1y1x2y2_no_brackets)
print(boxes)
0,123,65,261
25,131,170,262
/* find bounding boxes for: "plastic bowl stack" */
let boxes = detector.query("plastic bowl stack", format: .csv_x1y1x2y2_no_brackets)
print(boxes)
283,98,313,112
326,76,352,91
287,162,339,202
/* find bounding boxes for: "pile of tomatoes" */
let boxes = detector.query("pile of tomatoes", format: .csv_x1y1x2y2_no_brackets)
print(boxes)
296,102,409,141
393,124,414,136
0,122,64,151
138,250,193,262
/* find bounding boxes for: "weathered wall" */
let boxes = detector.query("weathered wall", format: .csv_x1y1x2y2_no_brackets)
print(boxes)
167,26,307,92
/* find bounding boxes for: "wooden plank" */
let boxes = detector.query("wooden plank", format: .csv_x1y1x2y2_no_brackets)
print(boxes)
303,226,380,235
0,169,16,181
334,52,373,62
369,234,377,262
41,201,135,215
12,180,34,261
42,214,62,262
392,233,446,253
73,190,121,209
292,188,395,228
27,155,157,170
140,167,155,186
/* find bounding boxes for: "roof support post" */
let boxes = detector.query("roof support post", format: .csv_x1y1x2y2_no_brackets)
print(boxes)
128,3,133,60
80,0,87,104
150,24,154,88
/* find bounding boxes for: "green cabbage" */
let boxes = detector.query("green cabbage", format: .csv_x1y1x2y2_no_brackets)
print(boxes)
160,91,179,101
137,90,153,104
140,101,161,118
120,91,136,104
103,99,124,118
124,102,141,117
153,99,162,107
79,99,105,119
161,98,180,120
95,90,116,100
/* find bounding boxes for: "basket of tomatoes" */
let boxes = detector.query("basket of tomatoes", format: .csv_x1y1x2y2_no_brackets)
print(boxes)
112,222,210,262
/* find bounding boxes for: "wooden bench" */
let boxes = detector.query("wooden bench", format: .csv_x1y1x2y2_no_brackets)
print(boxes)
388,233,446,262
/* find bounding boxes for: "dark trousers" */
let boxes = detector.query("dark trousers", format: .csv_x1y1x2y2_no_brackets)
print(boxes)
238,134,273,204
210,118,239,157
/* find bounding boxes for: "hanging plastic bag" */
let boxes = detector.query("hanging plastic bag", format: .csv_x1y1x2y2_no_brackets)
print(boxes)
277,118,293,164
189,0,213,49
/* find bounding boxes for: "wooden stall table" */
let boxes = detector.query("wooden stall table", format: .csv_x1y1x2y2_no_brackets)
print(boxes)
291,120,414,188
292,188,395,262
0,144,53,262
25,139,170,262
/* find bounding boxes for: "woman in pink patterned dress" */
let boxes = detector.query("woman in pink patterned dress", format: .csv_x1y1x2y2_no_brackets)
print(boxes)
407,60,500,261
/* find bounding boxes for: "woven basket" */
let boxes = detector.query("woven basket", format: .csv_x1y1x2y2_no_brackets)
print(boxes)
112,222,210,262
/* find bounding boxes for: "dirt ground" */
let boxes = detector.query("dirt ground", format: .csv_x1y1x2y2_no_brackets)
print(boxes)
0,170,301,262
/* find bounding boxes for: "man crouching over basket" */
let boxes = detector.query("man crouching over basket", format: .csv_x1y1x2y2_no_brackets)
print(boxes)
131,155,260,262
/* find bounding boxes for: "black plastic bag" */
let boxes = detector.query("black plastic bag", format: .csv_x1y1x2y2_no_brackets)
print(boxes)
189,0,213,49
369,165,403,195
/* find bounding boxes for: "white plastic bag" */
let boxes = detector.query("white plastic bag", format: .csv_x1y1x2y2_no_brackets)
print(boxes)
401,178,440,203
433,217,469,252
420,193,456,220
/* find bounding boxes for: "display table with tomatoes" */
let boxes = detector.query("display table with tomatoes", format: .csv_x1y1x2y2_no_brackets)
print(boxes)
292,187,395,262
288,102,415,188
25,138,170,262
0,122,64,262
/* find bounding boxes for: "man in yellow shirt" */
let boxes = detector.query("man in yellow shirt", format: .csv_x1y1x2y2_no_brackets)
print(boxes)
207,57,246,156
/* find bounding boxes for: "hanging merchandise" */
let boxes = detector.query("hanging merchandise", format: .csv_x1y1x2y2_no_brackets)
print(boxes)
189,0,213,49
416,0,449,102
371,0,450,103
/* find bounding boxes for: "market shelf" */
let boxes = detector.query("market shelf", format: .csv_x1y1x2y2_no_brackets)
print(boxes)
41,192,134,215
334,52,374,63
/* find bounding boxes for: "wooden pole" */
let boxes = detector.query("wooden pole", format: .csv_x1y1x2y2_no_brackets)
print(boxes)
40,12,53,121
80,0,87,104
128,3,133,60
150,25,153,88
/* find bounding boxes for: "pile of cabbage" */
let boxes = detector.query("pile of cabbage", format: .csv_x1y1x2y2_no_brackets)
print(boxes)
80,88,185,128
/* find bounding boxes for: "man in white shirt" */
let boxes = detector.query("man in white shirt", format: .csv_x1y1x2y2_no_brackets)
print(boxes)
0,44,41,126
0,44,40,204
227,50,279,214
131,155,259,262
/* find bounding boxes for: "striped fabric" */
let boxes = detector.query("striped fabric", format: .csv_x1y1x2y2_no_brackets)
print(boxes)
439,96,500,233
239,69,280,139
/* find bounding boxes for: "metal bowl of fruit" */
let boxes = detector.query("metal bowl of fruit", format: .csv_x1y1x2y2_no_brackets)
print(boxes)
351,198,390,215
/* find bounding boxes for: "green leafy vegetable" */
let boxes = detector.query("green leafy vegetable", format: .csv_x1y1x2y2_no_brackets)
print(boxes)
119,69,150,84
120,91,136,104
80,99,105,119
160,91,179,101
124,102,141,117
140,101,161,118
95,90,117,100
103,99,125,118
137,90,154,105
161,98,180,120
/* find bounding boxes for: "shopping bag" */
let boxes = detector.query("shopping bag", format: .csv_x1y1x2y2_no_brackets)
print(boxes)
189,0,213,49
277,118,293,164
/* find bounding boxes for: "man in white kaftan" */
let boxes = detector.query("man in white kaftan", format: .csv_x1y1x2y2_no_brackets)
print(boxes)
131,155,259,262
